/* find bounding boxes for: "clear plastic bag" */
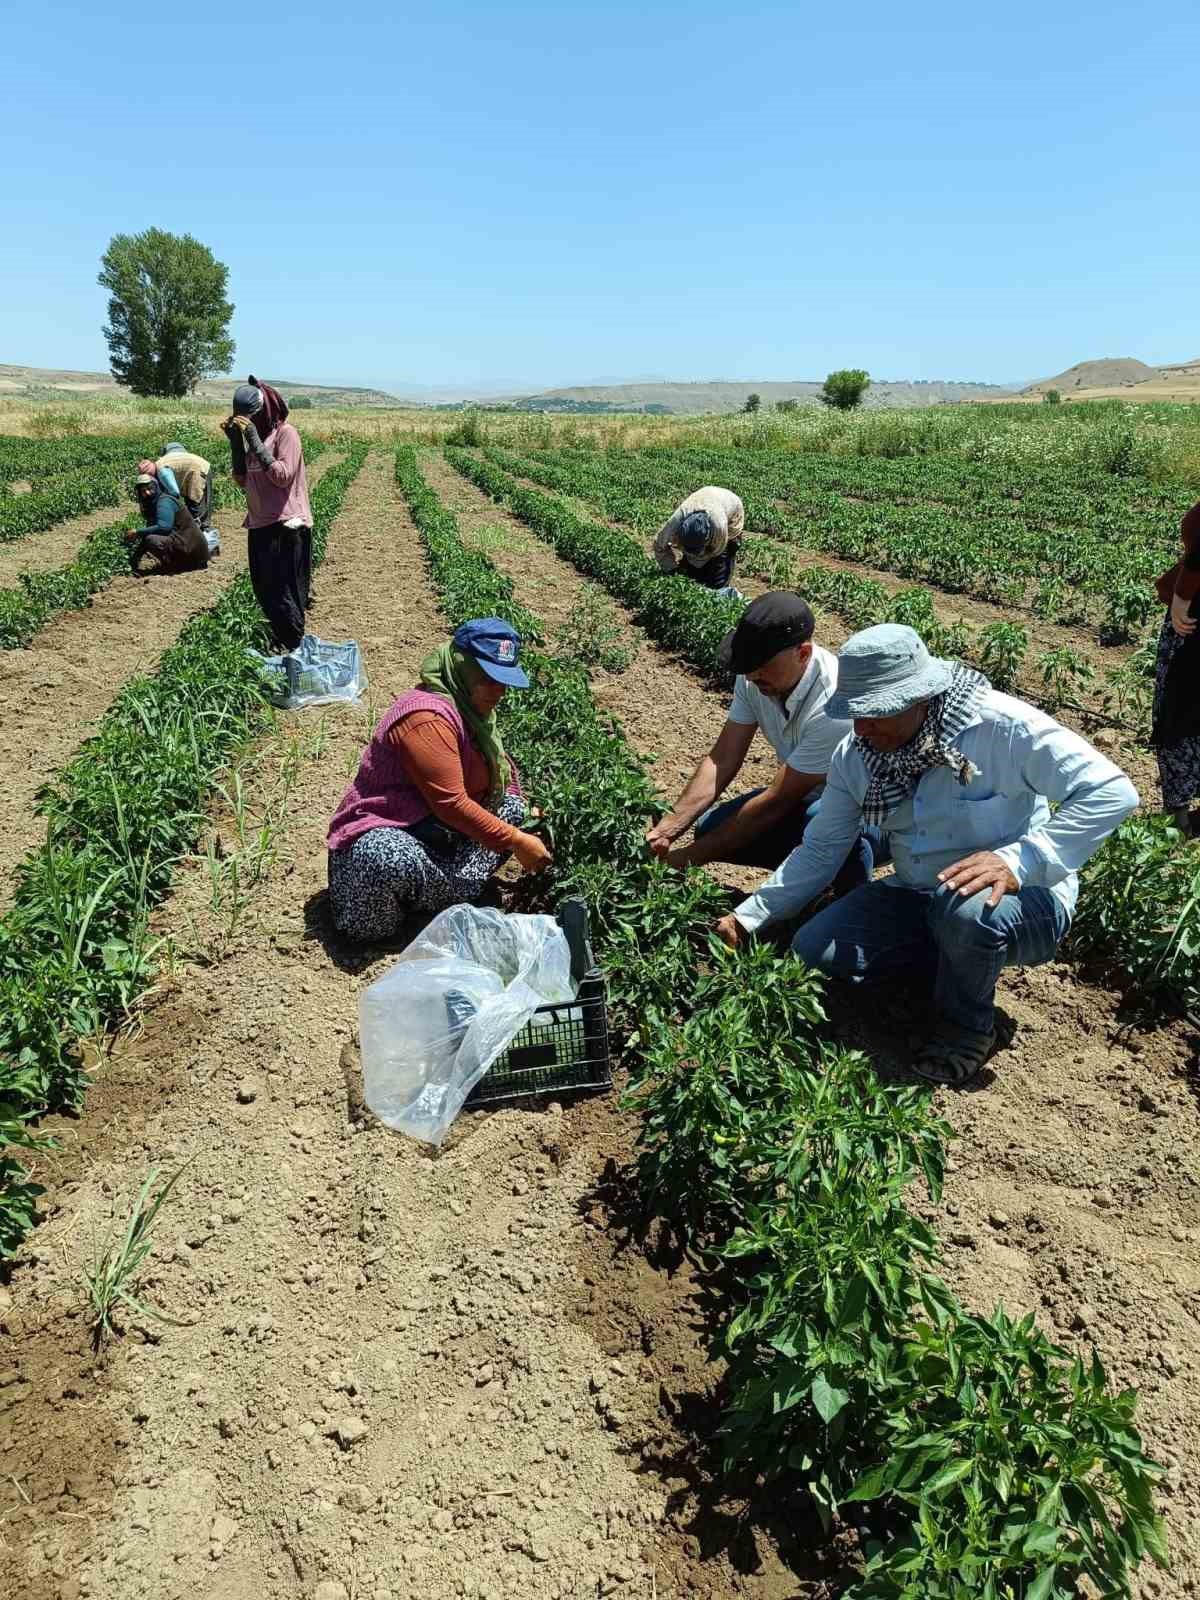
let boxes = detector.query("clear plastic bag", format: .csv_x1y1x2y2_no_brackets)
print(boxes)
249,634,367,710
360,907,575,1146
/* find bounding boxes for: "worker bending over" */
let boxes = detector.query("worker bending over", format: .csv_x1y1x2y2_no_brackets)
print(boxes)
156,442,215,537
716,624,1138,1086
647,592,875,889
128,460,209,576
652,486,744,597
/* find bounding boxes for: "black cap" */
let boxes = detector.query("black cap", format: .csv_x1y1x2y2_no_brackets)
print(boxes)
718,591,815,675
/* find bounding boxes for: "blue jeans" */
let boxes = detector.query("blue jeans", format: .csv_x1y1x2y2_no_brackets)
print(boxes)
791,880,1070,1041
695,788,877,891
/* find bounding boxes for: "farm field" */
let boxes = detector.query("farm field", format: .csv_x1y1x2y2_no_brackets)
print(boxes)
0,410,1197,1600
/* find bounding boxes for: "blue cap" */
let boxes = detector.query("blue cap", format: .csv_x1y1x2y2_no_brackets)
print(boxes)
453,617,530,688
679,509,712,556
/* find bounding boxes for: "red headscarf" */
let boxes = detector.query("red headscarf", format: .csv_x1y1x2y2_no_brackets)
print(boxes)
248,373,289,435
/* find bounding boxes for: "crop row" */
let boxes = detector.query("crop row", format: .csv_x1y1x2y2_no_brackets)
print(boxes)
0,430,180,483
448,447,1199,1018
0,426,225,543
497,442,1175,642
0,438,326,650
402,446,1166,1599
0,443,368,1255
481,443,1154,726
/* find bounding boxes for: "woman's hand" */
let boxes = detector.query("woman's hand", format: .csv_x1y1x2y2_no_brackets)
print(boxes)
222,414,249,436
1171,594,1196,637
512,830,553,873
715,914,747,949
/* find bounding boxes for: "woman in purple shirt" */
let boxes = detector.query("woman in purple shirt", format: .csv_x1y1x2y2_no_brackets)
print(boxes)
222,376,313,653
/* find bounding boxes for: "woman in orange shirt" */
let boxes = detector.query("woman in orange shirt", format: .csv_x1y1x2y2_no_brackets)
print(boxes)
326,618,552,941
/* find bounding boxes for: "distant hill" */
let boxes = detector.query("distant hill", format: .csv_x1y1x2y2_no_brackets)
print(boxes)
0,364,400,408
510,378,1016,415
1023,358,1158,395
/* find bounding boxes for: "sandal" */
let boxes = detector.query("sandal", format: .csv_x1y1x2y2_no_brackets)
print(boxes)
910,1030,996,1087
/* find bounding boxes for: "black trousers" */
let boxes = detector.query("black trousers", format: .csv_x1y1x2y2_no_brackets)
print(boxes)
299,524,313,607
248,522,308,651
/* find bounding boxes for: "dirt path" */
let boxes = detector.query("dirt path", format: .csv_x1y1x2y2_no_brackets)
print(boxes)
0,502,135,588
436,457,1200,1592
0,452,343,897
2,452,1197,1600
0,451,712,1600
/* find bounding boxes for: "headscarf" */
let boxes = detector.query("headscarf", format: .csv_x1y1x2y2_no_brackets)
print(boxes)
855,663,989,826
248,373,289,435
418,643,508,802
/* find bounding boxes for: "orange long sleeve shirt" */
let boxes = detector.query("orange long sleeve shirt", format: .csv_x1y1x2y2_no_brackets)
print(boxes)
388,712,520,853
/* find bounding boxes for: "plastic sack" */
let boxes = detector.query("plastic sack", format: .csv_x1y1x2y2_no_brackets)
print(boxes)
360,906,575,1146
249,633,367,710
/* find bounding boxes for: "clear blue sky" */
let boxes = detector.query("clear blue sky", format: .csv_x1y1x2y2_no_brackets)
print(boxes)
3,1,1198,394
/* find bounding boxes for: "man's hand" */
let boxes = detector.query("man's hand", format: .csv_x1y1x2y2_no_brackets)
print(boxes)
1171,594,1196,638
938,851,1019,908
645,816,681,858
714,914,747,949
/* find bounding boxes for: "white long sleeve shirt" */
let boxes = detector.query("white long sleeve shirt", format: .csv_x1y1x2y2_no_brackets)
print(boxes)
734,690,1139,934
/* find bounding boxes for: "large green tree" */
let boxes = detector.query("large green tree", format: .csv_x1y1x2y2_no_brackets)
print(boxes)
98,229,235,397
820,368,871,411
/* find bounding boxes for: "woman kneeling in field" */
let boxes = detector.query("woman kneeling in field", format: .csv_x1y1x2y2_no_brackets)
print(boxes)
326,618,552,941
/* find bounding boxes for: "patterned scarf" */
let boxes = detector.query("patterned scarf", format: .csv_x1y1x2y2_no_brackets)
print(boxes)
856,663,989,826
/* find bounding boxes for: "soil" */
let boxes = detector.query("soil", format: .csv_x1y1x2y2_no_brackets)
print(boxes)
0,452,342,899
0,503,138,589
0,450,1197,1600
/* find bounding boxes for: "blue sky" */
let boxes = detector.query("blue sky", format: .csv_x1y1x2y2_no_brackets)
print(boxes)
3,1,1198,394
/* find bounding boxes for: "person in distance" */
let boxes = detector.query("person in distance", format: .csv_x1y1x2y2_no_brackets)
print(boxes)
221,377,313,655
326,618,552,942
1151,497,1200,836
156,442,215,533
652,485,745,599
127,460,209,575
646,592,877,889
715,624,1138,1086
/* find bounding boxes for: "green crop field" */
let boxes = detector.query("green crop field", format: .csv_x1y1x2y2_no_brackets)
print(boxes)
1,404,1196,1600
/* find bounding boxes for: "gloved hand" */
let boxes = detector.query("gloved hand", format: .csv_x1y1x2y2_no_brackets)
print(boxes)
242,420,275,469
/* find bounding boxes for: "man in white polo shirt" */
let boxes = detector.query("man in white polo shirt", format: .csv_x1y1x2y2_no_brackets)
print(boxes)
645,592,876,887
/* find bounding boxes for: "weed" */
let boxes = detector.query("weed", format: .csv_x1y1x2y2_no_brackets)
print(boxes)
554,584,634,673
85,1165,189,1348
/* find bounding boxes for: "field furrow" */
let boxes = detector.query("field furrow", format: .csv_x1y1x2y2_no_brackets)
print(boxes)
0,448,704,1600
0,450,344,892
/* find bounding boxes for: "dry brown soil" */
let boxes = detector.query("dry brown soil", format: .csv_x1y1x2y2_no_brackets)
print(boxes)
0,452,342,898
0,451,1197,1600
0,504,135,589
432,456,1200,1595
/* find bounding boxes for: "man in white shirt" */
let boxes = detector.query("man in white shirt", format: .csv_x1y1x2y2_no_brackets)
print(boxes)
715,624,1139,1086
646,593,875,887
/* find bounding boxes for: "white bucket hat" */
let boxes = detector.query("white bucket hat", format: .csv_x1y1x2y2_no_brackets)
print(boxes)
825,624,955,720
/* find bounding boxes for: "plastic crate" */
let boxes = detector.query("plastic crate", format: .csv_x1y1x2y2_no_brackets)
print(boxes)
466,898,612,1107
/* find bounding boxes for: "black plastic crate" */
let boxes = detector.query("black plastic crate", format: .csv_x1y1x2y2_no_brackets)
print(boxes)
466,898,612,1107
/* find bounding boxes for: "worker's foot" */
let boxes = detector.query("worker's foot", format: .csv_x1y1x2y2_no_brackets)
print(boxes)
910,1028,996,1088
